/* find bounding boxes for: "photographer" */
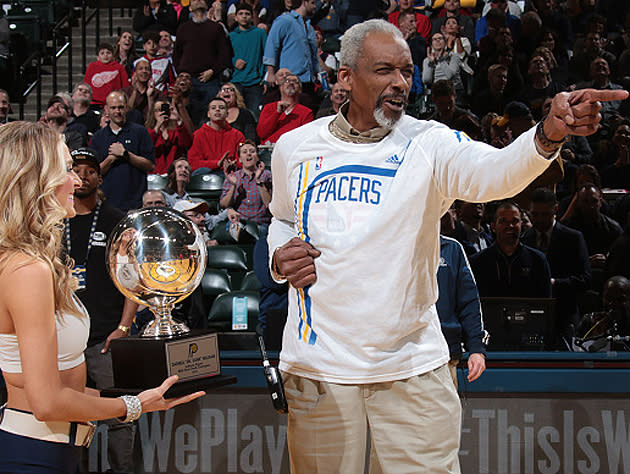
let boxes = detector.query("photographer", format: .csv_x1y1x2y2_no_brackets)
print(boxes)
146,99,193,175
575,276,630,352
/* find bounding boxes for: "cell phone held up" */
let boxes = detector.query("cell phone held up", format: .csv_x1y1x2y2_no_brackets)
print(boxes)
160,102,170,117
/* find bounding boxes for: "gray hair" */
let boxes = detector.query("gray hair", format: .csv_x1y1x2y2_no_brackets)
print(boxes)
56,91,74,109
142,189,167,206
340,19,405,70
73,82,92,95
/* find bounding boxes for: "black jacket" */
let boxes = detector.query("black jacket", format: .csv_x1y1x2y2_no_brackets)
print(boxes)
522,222,591,333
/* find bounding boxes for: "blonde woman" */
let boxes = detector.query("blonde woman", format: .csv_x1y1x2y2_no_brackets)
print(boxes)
0,122,203,472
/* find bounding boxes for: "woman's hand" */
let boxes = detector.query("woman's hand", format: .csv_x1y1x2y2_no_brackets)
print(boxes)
137,375,205,414
219,152,236,173
225,171,238,186
254,161,265,180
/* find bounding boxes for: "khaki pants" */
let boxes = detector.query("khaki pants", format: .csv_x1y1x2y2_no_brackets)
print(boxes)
284,364,461,474
448,359,460,390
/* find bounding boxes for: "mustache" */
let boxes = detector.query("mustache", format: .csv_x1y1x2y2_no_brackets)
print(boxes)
376,93,409,109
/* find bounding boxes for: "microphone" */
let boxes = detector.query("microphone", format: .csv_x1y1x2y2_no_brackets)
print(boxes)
257,335,288,414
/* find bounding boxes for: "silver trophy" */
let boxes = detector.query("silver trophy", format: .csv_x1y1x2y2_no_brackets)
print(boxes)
106,207,207,337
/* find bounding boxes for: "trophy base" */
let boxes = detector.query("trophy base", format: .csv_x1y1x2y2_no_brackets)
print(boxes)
101,374,237,398
141,317,190,337
110,330,222,393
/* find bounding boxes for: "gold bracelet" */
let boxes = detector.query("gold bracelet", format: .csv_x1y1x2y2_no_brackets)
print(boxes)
118,325,130,334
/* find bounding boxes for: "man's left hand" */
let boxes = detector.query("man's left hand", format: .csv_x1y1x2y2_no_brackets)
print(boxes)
544,88,629,141
109,142,125,158
101,327,129,353
467,353,486,382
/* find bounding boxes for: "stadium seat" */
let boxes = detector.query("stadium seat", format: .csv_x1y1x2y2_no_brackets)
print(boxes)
207,245,249,289
147,174,168,190
240,271,260,291
207,245,247,270
207,290,260,331
7,14,42,55
201,268,232,297
210,219,259,245
257,145,273,168
186,172,224,200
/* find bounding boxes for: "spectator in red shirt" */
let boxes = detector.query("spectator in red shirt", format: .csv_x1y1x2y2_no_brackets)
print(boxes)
84,43,129,107
220,139,272,225
188,97,245,172
388,0,431,42
257,74,314,144
146,99,193,174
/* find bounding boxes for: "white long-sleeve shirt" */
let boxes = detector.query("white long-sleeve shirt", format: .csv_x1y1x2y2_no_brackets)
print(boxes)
268,116,552,383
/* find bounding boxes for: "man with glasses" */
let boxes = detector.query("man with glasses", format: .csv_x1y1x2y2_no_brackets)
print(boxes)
71,82,100,134
257,73,314,144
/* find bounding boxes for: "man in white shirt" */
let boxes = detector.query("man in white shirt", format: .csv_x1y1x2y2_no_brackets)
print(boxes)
267,18,627,474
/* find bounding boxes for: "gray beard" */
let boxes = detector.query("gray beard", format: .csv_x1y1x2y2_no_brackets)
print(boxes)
373,105,401,130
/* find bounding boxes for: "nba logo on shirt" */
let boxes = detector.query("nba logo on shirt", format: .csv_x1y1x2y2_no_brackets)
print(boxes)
315,156,323,170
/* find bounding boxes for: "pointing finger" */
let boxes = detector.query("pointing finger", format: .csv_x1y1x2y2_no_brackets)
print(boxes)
585,88,629,103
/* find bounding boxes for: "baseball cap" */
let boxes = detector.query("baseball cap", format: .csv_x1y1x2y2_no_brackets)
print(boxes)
70,147,100,174
173,199,209,215
46,95,69,112
492,101,532,127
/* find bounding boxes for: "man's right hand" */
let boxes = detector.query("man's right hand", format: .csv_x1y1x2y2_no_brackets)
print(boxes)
273,237,321,288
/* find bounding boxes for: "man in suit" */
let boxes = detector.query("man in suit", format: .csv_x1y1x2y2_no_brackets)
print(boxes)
523,188,592,349
452,201,494,256
470,201,552,299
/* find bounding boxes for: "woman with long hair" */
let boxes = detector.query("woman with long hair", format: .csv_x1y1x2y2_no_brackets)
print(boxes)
164,156,192,204
0,122,203,472
113,30,139,78
146,98,193,175
218,82,258,143
422,32,465,97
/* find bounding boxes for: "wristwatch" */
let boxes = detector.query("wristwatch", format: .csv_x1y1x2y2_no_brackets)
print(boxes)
121,150,130,161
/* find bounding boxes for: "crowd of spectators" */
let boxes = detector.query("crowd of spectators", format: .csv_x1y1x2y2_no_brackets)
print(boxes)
1,0,629,350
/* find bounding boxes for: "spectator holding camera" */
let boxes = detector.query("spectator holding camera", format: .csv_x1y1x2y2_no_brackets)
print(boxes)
146,99,193,174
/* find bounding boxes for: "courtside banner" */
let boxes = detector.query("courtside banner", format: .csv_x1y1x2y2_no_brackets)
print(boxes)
87,392,630,474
